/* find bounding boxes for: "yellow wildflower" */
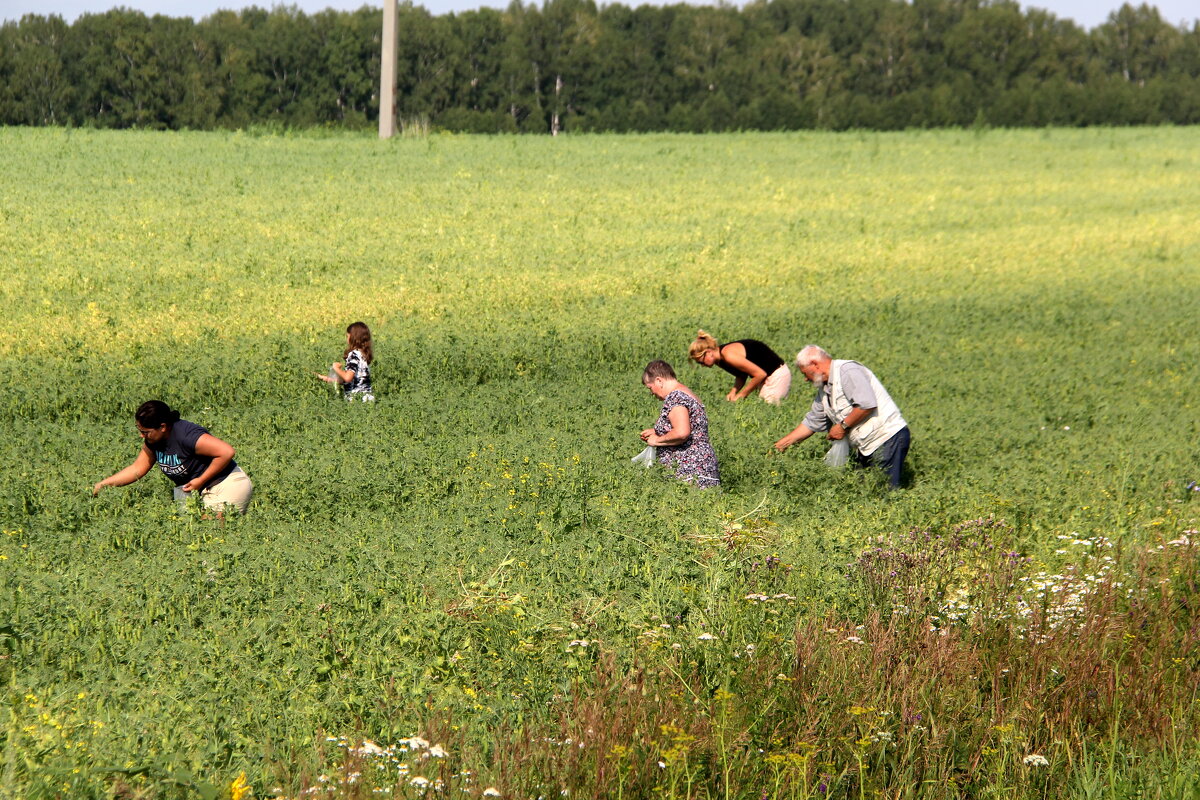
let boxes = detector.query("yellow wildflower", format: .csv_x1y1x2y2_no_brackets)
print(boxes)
230,771,252,800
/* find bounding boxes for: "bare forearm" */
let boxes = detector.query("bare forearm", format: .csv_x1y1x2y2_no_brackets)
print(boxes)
100,464,147,488
737,373,767,399
649,430,688,446
95,447,154,496
843,407,871,429
775,423,815,452
829,407,874,439
188,455,233,490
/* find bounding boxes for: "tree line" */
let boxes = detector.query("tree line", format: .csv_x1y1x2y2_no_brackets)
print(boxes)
2,0,1198,132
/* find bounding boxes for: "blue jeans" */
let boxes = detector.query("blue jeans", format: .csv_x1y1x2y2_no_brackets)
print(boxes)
855,426,911,488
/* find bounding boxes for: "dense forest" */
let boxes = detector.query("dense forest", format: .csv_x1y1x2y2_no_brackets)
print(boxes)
2,0,1198,132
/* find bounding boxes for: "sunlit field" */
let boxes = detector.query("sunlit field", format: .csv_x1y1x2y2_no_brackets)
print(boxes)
1,126,1198,799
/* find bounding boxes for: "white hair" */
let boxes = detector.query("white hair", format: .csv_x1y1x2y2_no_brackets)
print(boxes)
795,344,831,367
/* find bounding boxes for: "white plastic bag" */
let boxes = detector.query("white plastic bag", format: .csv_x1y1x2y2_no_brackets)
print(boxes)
824,438,850,468
631,446,657,468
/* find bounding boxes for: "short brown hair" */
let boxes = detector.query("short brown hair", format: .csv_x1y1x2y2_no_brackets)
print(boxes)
642,360,677,383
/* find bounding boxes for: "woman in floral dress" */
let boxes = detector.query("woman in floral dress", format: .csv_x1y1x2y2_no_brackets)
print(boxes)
639,360,720,488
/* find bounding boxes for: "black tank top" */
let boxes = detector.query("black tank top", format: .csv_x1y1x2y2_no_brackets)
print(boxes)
718,339,785,378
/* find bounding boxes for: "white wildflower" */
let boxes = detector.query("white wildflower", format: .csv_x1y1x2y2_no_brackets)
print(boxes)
697,632,717,641
1023,754,1049,767
483,789,502,798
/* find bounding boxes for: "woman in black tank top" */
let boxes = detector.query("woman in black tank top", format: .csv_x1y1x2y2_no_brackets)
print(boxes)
687,330,792,404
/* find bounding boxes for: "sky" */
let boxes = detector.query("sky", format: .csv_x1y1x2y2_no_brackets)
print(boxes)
1,0,1197,30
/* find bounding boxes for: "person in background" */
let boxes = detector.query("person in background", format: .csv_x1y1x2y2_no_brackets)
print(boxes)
640,360,720,489
316,321,375,401
688,329,791,404
93,400,254,515
774,345,910,488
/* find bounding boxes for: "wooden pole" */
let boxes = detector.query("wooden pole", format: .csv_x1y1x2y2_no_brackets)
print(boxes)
379,0,398,139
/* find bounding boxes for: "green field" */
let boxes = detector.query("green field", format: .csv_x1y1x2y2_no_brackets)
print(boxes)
1,126,1198,799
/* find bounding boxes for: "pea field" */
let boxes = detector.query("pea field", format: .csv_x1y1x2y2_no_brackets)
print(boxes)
1,126,1198,800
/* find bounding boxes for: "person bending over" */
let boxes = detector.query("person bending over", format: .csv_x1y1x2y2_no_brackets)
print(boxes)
774,345,910,488
688,329,791,404
93,400,254,515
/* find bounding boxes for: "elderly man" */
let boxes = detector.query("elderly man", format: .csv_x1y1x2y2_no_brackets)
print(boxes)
774,345,911,488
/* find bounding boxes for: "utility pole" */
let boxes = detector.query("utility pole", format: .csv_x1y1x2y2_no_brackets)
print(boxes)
379,0,398,139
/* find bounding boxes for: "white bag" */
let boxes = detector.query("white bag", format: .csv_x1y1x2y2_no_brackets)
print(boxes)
631,446,657,468
824,438,850,468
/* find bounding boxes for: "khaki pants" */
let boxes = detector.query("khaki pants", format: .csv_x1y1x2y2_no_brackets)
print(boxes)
759,364,792,405
174,467,254,515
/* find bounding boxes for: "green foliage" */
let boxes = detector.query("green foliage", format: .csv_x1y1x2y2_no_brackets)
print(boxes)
0,127,1198,798
1,1,1200,131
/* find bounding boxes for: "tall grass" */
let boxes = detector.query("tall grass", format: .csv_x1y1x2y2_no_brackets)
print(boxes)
282,519,1200,799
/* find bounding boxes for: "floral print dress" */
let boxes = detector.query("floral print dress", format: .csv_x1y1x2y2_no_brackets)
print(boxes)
654,389,720,488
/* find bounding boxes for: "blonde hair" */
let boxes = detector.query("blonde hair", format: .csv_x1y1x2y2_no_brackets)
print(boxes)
688,329,720,362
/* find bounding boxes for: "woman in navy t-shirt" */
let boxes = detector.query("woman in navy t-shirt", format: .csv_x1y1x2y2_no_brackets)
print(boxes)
93,400,254,515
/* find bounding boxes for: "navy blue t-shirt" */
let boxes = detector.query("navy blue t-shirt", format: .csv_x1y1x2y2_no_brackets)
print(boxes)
149,420,236,487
